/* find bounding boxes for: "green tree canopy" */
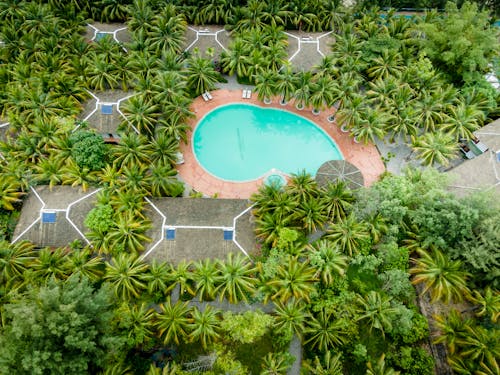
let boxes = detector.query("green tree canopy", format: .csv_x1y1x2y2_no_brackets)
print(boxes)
70,130,108,171
0,275,123,374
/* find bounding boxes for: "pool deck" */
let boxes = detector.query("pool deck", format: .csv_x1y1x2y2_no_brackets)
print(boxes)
177,89,385,198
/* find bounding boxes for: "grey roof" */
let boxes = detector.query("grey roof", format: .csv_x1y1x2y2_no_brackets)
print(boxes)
12,186,99,248
446,119,500,198
143,198,256,264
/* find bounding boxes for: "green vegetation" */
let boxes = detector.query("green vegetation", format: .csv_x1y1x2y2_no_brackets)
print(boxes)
0,1,498,374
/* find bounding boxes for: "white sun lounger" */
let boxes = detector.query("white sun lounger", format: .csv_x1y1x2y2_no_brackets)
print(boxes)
245,90,252,99
205,91,213,100
202,92,209,102
242,89,247,99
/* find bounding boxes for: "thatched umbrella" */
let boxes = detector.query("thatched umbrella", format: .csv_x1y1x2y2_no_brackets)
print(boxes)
315,160,364,190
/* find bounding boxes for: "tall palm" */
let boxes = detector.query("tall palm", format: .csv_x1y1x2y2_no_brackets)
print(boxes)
171,260,195,297
105,213,151,254
335,93,365,132
285,170,319,204
267,257,317,303
460,325,499,374
152,71,187,104
366,354,400,375
220,39,250,78
307,240,348,286
198,0,236,25
293,197,328,233
303,351,344,375
0,176,24,210
113,133,151,169
275,65,296,104
148,164,183,197
216,252,257,304
410,249,470,303
120,95,159,138
255,70,278,103
31,247,70,282
193,258,222,301
442,102,483,140
325,215,370,257
116,302,156,348
60,159,98,192
149,133,179,168
467,287,500,323
155,297,192,345
148,11,186,55
184,54,220,96
414,90,445,133
255,213,293,248
305,309,349,351
367,50,404,81
85,54,119,91
273,298,308,338
352,106,390,144
104,253,149,300
0,240,35,284
356,291,398,338
293,71,313,109
65,247,104,282
310,75,337,112
188,305,221,349
410,132,458,167
434,309,472,355
320,181,354,221
143,260,173,299
161,96,194,139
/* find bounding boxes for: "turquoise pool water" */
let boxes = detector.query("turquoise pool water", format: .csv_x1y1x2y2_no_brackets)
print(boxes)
192,104,343,181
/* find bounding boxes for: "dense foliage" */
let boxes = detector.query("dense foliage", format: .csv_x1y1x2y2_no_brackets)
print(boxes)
0,1,498,374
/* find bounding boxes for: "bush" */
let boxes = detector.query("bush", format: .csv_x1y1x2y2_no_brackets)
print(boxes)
70,130,108,171
84,204,114,233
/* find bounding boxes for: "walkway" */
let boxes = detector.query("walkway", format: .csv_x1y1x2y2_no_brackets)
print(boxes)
177,89,385,198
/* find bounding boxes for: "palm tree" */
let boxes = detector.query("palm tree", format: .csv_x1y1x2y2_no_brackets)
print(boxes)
118,161,150,196
414,90,445,133
143,260,173,299
275,65,296,104
217,252,257,304
293,197,328,233
149,133,179,168
285,170,319,204
161,96,194,139
188,305,221,349
31,247,70,282
267,257,317,303
148,10,186,55
307,240,348,286
220,39,250,78
325,215,370,257
171,260,196,297
152,71,187,105
442,102,483,140
85,54,119,91
155,297,192,345
410,132,458,167
273,298,308,338
434,309,471,355
120,95,159,138
261,352,290,375
356,291,398,338
126,0,155,33
233,0,267,32
367,50,404,81
65,247,104,282
60,159,98,192
335,93,366,132
193,258,222,301
320,181,354,221
255,70,278,104
112,133,151,169
105,213,152,254
184,54,220,96
117,302,156,348
0,240,35,285
255,212,294,248
460,325,499,373
467,287,499,323
148,164,183,197
410,249,470,303
0,176,24,210
197,0,236,25
310,75,337,113
293,71,313,110
305,309,348,351
303,351,344,375
352,106,390,144
366,354,400,375
104,253,149,300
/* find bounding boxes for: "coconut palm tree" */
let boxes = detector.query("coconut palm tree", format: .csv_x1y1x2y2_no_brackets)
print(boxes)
0,240,35,285
197,0,236,25
305,309,349,351
273,298,308,338
147,9,186,55
335,93,366,132
118,165,150,195
149,133,179,168
293,71,313,110
116,302,156,349
366,354,400,375
60,159,98,192
320,181,354,221
255,212,294,248
233,0,267,32
442,102,483,141
467,287,500,323
217,252,257,304
414,90,445,133
85,54,119,91
325,215,370,257
193,258,222,301
434,309,472,355
184,53,221,96
293,197,328,233
65,247,104,282
410,132,459,167
460,325,499,374
105,213,152,254
286,170,319,204
303,351,344,375
113,133,151,169
310,75,337,113
171,260,196,297
357,291,398,338
307,240,348,286
31,247,70,282
104,253,149,300
120,95,159,138
261,352,290,375
0,176,23,211
255,70,278,104
267,256,317,303
161,96,194,139
126,0,155,33
155,297,192,345
410,248,470,303
188,305,221,349
143,259,173,299
32,155,63,189
148,164,183,197
367,50,404,81
275,65,296,104
220,39,250,78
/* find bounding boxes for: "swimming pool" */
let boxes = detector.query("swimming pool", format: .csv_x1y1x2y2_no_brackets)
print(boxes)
192,103,343,182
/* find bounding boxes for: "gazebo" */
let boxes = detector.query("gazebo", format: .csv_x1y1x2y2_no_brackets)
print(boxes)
315,160,365,190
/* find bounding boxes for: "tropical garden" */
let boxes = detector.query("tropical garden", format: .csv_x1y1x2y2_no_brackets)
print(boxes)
0,0,499,374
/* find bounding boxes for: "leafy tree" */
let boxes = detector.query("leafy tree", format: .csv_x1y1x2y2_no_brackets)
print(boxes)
220,310,274,344
418,1,500,84
0,275,123,374
69,130,108,171
85,203,114,234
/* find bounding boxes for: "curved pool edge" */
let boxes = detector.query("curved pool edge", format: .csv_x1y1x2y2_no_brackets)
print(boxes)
190,102,345,183
177,89,385,198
